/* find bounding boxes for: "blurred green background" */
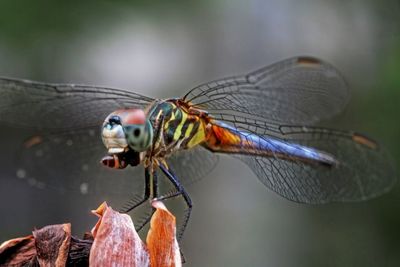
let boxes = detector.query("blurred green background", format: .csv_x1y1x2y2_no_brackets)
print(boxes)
0,0,399,266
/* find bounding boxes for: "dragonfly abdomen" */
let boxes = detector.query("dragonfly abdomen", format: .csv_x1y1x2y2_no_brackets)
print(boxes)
204,122,338,167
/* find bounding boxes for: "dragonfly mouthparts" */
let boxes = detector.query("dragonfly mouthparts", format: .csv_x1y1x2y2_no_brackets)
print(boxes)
108,147,126,154
102,122,129,154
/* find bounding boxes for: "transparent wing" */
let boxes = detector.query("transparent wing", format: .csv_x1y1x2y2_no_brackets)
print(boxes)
15,127,218,196
15,126,145,197
168,146,219,186
0,76,155,197
182,56,394,202
183,56,349,125
232,123,396,203
0,77,154,130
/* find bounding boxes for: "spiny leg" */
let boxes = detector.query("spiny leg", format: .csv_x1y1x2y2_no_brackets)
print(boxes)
158,163,193,241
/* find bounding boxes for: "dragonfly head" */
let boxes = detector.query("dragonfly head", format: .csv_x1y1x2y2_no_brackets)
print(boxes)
102,109,153,154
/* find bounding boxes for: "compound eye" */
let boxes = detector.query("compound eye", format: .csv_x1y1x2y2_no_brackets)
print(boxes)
123,122,153,152
133,128,141,137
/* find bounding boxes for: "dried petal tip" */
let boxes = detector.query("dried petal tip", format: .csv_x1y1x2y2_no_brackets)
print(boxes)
147,200,181,267
91,201,109,217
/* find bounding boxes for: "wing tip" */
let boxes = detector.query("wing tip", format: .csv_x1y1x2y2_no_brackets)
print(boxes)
296,56,322,67
352,133,378,149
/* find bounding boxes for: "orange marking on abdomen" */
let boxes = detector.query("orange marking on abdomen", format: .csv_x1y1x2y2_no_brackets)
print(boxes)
205,123,254,154
209,124,241,146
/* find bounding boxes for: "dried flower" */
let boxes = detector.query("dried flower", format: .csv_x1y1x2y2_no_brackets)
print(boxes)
0,201,181,267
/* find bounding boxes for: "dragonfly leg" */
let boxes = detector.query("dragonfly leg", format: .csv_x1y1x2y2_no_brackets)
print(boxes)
158,163,193,241
135,208,155,233
135,169,159,232
119,167,152,213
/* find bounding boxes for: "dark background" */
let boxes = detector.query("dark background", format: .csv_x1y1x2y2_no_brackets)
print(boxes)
0,1,399,266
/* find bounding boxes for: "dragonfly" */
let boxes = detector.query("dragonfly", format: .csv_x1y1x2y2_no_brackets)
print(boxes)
0,56,396,239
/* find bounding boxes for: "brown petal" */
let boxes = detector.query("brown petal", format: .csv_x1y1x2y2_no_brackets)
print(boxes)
89,202,150,267
33,223,71,267
147,200,181,267
0,235,37,266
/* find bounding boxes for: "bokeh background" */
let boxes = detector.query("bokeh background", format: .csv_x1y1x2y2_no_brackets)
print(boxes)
1,0,400,266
